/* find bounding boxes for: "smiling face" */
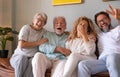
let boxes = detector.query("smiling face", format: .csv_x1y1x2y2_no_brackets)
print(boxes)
95,12,112,32
96,14,111,32
32,13,47,31
53,17,66,35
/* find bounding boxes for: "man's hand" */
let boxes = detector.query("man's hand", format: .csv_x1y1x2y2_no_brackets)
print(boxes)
106,4,120,24
55,46,71,56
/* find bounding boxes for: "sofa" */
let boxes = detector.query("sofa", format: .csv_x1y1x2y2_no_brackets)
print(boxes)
0,58,109,77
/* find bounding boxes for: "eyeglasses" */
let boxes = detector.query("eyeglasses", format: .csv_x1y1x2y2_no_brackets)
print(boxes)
97,17,108,24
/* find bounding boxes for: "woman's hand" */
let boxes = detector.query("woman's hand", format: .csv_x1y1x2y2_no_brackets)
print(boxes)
88,34,96,42
78,25,89,42
18,38,48,48
38,38,48,45
79,25,88,38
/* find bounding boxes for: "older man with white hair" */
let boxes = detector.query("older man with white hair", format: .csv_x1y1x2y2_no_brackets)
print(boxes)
32,16,71,77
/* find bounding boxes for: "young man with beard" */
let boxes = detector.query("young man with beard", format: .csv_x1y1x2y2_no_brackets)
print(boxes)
32,16,71,77
78,4,120,77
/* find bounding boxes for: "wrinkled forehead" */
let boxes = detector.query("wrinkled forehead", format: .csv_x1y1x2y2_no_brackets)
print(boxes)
57,18,65,22
54,17,66,23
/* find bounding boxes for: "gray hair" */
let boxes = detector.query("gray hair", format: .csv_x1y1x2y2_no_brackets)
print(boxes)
53,16,66,25
33,12,47,24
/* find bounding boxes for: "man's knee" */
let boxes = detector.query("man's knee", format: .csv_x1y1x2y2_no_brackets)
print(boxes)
78,60,89,70
107,53,120,63
33,52,45,59
32,52,46,64
106,53,120,68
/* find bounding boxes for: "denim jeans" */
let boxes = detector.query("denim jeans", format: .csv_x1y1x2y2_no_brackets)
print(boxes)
78,53,120,77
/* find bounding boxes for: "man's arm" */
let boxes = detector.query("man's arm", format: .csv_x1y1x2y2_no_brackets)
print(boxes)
106,4,120,25
55,46,71,56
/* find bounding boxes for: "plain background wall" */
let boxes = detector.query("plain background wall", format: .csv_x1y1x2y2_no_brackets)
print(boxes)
1,0,12,27
14,0,120,32
0,0,3,26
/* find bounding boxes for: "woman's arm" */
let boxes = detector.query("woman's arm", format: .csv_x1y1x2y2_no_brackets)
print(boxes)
18,38,48,48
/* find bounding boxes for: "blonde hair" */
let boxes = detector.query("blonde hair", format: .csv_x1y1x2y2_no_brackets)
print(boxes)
70,16,96,40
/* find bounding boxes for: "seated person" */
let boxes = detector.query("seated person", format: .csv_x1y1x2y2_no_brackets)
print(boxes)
32,16,71,77
78,4,120,77
10,12,48,77
63,16,97,77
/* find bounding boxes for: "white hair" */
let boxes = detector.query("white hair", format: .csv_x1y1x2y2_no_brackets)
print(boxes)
33,12,47,24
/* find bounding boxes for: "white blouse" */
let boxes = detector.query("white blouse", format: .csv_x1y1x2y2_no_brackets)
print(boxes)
66,36,96,58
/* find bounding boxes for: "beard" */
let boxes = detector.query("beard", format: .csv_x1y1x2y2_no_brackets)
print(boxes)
100,24,111,32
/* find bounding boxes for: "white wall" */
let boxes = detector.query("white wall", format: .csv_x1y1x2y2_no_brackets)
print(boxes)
0,0,3,26
14,0,120,32
1,0,12,27
3,0,12,27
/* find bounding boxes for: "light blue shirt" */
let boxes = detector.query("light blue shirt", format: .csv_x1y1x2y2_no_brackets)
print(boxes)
39,31,69,60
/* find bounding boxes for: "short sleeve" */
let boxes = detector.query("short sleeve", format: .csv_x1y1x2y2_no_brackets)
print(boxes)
18,25,30,41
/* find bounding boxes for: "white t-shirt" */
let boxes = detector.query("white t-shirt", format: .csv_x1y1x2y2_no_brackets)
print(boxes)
98,26,120,59
13,24,47,57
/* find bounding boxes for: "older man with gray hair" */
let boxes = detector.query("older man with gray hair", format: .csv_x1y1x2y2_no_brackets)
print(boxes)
32,16,71,77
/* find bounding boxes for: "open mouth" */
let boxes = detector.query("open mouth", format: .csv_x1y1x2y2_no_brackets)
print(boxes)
57,28,62,30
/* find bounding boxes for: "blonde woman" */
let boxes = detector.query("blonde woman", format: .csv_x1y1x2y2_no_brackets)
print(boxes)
63,16,97,77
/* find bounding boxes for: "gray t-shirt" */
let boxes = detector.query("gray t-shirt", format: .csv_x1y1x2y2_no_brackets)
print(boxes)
13,24,47,57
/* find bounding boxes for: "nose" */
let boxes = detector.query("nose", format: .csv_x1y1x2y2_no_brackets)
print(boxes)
80,23,85,27
57,23,60,26
57,23,63,26
99,20,104,24
98,19,105,25
81,23,85,26
38,21,42,24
